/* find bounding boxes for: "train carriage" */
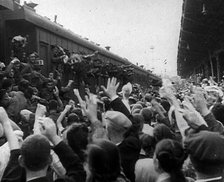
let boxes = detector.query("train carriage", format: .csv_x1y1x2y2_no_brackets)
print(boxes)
0,0,161,91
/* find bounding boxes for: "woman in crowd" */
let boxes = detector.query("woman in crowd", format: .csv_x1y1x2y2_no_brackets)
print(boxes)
85,139,129,182
153,139,188,182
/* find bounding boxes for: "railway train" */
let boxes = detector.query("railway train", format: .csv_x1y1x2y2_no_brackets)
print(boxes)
0,0,161,91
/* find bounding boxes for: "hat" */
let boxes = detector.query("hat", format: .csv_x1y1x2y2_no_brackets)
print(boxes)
129,96,137,102
20,109,33,121
185,131,224,165
11,57,20,65
104,111,132,132
131,104,143,112
29,52,38,57
204,85,223,97
0,62,5,69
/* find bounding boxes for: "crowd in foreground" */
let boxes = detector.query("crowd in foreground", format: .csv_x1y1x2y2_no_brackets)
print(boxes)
0,53,224,182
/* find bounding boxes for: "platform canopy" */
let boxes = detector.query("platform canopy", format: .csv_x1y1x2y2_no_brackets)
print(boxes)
177,0,224,78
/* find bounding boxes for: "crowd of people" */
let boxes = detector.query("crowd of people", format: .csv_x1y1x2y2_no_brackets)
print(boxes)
0,46,224,182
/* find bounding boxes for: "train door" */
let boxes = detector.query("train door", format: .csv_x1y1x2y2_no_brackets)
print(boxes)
39,42,49,76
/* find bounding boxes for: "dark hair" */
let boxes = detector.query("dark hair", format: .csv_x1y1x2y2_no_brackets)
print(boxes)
66,123,89,162
18,79,30,93
67,113,80,126
140,134,155,158
132,114,144,133
21,135,51,171
155,139,187,182
1,78,13,90
48,100,58,111
211,104,224,125
0,89,7,106
87,139,121,182
160,98,171,113
144,93,153,102
190,156,224,176
153,124,174,144
71,108,83,118
140,108,154,125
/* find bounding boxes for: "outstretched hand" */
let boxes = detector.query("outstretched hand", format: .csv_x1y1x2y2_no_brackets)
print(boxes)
40,117,61,145
181,98,208,130
192,92,209,116
73,89,86,109
101,77,120,99
53,86,59,97
82,94,98,122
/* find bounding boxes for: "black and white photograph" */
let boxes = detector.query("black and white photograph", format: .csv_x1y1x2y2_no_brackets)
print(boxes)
0,0,224,182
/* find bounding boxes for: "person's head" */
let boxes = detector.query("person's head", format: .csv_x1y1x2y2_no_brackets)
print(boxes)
132,114,144,133
144,93,153,102
66,123,89,162
0,89,11,108
103,111,132,142
0,62,5,71
128,97,137,105
86,139,121,182
46,81,55,91
48,100,58,112
18,79,30,93
32,87,39,96
1,78,13,93
140,134,155,157
67,113,80,126
13,58,21,70
131,104,143,114
9,68,15,78
153,124,174,144
71,108,83,119
29,52,37,64
185,131,224,177
19,135,51,172
140,108,154,125
211,103,224,125
49,72,54,79
132,108,141,115
154,139,187,182
122,83,132,98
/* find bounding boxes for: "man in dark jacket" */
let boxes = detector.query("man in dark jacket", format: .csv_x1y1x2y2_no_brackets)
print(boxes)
101,77,141,182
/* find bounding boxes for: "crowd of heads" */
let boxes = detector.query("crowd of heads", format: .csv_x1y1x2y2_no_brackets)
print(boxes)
0,43,224,182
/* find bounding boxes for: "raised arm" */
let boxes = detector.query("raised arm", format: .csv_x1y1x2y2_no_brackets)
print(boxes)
56,104,72,135
40,117,86,182
82,94,107,141
101,77,133,120
0,107,24,182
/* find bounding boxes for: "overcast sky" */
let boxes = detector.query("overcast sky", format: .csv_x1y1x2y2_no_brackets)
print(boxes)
22,0,183,76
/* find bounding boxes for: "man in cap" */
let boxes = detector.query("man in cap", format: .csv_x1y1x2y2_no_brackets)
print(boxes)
185,131,224,182
103,110,140,182
101,77,141,182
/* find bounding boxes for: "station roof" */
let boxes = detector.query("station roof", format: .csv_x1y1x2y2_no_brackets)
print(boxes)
177,0,224,77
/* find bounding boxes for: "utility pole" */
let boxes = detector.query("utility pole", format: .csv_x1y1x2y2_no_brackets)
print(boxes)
150,45,155,72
